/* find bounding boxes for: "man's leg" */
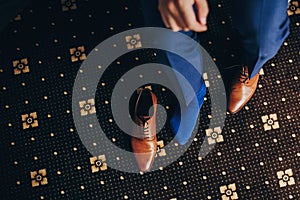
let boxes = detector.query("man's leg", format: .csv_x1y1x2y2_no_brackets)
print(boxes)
228,0,290,113
139,0,206,145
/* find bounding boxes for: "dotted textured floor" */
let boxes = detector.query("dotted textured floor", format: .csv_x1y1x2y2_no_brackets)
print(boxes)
0,0,299,199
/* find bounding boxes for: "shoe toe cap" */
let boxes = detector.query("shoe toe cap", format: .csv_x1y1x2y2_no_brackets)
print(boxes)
134,152,156,172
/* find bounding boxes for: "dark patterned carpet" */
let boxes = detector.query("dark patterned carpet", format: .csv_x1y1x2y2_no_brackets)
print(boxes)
0,0,299,199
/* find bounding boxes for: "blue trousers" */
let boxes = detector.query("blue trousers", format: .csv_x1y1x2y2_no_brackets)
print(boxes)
140,0,290,144
232,0,290,78
140,0,290,79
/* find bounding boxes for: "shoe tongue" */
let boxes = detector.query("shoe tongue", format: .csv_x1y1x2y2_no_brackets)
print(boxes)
138,116,151,123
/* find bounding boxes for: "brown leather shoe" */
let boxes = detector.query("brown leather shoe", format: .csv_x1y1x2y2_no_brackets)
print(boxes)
228,66,259,114
131,86,157,172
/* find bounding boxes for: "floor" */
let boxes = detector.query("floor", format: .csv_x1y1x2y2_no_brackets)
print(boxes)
0,0,299,199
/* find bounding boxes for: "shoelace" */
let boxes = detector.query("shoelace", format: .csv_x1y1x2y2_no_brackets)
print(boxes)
239,66,250,84
137,117,152,139
142,121,151,139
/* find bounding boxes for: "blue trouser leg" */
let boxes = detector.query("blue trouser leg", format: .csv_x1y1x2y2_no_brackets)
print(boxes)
139,0,206,145
232,0,290,78
139,0,205,99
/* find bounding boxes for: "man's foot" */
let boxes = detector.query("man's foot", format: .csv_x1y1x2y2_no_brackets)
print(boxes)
131,87,157,172
228,66,259,114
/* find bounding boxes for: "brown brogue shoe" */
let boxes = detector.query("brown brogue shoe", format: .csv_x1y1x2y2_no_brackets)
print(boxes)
131,86,157,172
228,66,259,114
